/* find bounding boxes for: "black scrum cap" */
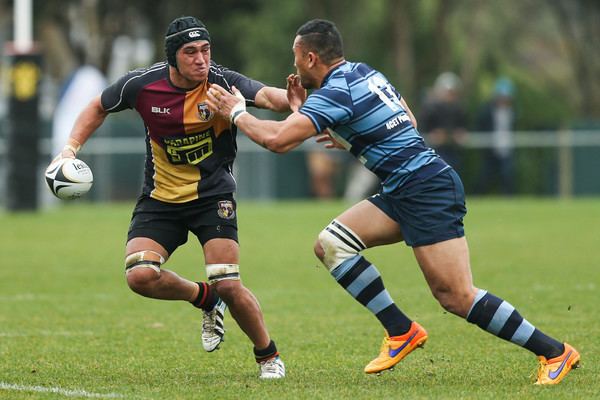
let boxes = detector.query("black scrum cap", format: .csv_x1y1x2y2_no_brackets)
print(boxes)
165,16,210,67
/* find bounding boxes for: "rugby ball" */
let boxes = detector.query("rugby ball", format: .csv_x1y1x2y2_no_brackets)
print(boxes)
45,157,93,200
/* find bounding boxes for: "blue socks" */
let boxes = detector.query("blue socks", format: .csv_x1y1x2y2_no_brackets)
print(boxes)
331,255,412,336
467,289,564,359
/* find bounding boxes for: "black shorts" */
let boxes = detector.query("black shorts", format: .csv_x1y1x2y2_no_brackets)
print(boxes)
127,193,238,255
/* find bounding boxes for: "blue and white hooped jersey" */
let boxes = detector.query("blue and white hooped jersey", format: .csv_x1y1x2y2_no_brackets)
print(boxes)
299,61,450,194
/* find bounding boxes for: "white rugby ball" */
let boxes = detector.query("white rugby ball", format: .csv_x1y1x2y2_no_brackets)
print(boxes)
45,157,93,200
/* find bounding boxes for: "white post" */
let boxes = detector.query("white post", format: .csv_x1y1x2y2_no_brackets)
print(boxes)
14,0,33,53
557,129,573,198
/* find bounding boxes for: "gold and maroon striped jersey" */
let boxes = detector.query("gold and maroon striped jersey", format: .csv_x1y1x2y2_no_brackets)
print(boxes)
101,61,265,203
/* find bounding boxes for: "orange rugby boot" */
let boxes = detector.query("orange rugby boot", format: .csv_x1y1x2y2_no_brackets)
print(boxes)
535,342,580,385
364,321,428,374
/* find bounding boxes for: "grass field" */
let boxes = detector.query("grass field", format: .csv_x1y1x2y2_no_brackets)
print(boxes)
0,198,598,399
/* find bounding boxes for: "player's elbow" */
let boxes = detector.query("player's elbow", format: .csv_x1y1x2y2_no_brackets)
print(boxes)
264,136,291,154
266,143,288,154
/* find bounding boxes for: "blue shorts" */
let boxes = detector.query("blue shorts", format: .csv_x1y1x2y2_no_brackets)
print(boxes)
368,169,466,247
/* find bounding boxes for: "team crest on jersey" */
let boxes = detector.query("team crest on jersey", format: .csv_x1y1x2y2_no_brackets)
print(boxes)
217,200,235,219
197,102,213,121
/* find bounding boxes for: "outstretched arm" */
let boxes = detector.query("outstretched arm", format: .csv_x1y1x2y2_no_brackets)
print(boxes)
253,74,306,113
254,87,289,113
235,111,315,153
207,84,315,154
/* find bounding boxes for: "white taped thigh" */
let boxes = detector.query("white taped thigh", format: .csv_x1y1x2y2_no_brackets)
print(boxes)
206,263,240,283
125,250,164,275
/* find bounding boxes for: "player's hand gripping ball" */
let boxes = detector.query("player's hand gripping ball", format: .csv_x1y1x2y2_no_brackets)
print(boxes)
45,157,93,200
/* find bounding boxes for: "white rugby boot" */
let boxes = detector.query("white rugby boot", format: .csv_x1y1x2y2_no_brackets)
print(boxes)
201,298,226,352
258,356,286,379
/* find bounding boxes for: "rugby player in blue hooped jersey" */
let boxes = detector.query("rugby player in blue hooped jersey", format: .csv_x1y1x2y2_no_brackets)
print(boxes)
207,18,579,384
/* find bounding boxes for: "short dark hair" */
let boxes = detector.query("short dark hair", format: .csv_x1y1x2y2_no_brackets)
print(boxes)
296,19,343,64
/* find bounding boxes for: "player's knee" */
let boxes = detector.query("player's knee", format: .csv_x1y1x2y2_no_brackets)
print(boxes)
430,285,471,317
213,279,241,303
313,239,325,262
125,268,158,294
316,220,366,271
125,251,163,295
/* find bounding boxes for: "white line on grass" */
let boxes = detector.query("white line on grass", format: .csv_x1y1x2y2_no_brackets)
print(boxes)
0,293,47,301
0,293,113,301
0,331,95,337
0,382,123,398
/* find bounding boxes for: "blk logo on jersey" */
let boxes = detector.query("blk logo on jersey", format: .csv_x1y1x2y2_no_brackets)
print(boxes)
217,200,235,219
152,106,170,115
197,102,213,122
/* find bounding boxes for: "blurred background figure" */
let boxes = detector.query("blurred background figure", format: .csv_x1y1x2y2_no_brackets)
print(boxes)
419,72,468,173
51,61,106,155
306,146,380,201
343,161,380,202
305,148,343,199
305,149,335,199
474,77,517,195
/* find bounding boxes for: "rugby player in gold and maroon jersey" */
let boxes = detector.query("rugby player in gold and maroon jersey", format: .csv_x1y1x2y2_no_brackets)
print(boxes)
50,16,304,379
